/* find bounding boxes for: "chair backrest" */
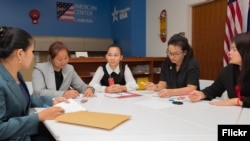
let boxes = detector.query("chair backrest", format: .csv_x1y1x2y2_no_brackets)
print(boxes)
199,79,214,89
199,79,228,99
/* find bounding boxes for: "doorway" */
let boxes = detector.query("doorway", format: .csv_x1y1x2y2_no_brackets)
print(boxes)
192,0,227,80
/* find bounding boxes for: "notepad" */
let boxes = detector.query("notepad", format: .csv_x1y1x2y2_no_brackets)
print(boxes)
55,111,130,130
54,98,86,113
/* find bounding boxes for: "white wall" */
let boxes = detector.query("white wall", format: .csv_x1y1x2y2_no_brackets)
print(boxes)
146,0,214,57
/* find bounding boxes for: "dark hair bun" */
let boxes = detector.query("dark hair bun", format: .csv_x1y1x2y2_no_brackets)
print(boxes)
0,26,6,38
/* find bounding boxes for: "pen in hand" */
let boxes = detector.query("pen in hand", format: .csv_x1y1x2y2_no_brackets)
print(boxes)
64,86,79,99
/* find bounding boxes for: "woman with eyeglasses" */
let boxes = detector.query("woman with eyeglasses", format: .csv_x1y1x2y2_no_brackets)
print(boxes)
145,33,200,98
188,32,250,108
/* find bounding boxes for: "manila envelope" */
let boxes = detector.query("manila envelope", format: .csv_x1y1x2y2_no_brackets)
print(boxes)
55,111,130,130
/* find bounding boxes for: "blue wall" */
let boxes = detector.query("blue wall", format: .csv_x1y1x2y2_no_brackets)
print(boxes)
131,0,146,57
0,0,145,56
111,0,146,57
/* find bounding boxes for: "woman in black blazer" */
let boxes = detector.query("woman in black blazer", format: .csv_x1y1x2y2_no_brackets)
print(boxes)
189,32,250,108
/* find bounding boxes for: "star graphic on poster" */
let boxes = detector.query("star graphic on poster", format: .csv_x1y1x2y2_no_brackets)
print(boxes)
112,6,119,23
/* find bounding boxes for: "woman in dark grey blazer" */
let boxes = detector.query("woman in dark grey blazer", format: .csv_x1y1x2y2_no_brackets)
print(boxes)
0,26,68,140
32,41,95,99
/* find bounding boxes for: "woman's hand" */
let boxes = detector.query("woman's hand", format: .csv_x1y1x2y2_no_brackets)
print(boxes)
63,89,79,99
157,89,172,98
105,84,124,93
145,82,157,91
52,97,69,105
38,106,65,121
209,98,239,106
83,87,95,97
188,90,206,102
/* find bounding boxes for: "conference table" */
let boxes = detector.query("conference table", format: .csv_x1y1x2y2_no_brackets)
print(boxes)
37,91,249,141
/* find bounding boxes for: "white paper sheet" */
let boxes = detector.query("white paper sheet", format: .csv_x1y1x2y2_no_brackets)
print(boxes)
135,99,174,109
54,98,87,113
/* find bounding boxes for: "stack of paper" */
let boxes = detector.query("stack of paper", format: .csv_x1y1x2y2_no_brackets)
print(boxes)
54,98,86,113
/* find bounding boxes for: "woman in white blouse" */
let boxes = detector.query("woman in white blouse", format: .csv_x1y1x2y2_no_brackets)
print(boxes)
89,44,138,93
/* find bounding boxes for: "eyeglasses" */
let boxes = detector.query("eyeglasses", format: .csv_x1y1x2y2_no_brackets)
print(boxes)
166,51,184,57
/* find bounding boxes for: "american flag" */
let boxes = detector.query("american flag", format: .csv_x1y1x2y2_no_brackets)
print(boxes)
223,0,250,66
57,2,74,22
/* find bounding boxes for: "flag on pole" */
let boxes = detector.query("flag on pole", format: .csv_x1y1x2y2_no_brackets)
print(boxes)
247,0,250,31
223,0,250,66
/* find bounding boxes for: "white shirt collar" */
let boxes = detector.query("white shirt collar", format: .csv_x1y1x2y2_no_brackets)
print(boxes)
105,63,120,75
